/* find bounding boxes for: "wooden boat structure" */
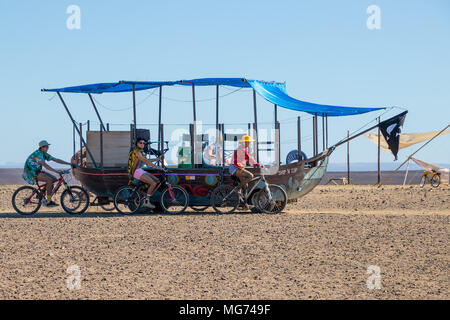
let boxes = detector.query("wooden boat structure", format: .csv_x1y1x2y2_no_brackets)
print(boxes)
41,78,402,209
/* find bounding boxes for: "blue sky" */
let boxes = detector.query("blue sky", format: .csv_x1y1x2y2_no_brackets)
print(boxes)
0,0,449,168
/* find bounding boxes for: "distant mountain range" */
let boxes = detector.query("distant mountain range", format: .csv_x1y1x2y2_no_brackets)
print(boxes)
327,162,449,172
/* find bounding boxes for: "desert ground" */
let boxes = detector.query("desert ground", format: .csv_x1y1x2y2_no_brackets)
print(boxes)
0,184,448,299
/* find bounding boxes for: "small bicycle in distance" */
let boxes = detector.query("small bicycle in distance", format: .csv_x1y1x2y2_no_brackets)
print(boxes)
210,167,288,214
12,169,90,215
113,166,189,215
419,169,441,188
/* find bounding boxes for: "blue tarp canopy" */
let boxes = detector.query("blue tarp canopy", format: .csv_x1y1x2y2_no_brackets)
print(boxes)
42,78,385,116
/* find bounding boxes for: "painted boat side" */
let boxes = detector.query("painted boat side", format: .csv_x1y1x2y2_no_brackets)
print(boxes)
74,156,329,205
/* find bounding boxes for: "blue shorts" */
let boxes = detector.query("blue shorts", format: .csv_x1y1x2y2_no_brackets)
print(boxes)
229,164,238,175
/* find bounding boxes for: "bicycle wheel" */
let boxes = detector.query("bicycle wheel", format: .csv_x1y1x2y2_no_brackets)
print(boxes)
60,186,90,214
113,186,142,215
256,184,288,214
431,174,440,188
419,175,426,188
12,186,42,215
101,203,115,211
210,185,240,214
160,186,189,214
190,205,209,212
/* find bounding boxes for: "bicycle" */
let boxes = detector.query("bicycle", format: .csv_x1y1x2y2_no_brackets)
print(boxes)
12,169,90,215
419,169,440,188
210,167,288,214
113,166,189,215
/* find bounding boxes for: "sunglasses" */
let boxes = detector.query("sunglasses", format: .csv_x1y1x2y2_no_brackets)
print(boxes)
137,141,146,145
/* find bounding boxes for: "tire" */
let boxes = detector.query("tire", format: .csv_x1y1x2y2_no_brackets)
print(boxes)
256,184,288,214
12,186,42,215
431,174,440,188
160,186,189,214
113,186,142,215
101,203,115,211
190,205,209,212
419,175,426,188
249,191,262,213
210,185,240,214
60,186,90,214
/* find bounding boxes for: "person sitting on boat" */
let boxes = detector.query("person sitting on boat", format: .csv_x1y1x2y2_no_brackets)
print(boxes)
22,140,73,207
128,137,164,209
229,135,261,196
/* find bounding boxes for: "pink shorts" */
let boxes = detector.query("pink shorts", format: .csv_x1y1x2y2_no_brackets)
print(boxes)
133,168,146,180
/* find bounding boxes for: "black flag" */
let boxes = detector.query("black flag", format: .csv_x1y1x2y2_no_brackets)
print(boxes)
379,111,407,160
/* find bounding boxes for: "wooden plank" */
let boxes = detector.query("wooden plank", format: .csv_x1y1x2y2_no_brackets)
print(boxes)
86,131,131,167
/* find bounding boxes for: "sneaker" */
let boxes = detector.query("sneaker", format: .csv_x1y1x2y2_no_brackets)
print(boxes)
45,201,59,207
141,198,155,209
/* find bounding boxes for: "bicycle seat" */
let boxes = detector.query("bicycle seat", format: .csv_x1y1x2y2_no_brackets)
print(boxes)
129,179,145,186
231,175,240,185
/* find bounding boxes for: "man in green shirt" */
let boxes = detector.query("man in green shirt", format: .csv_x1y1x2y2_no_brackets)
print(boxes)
22,140,73,206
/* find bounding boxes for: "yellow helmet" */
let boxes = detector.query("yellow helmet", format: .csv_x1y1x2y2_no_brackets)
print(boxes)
238,135,255,143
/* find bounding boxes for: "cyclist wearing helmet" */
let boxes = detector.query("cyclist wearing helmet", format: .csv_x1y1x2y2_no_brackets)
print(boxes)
229,135,261,196
22,140,73,206
128,137,164,209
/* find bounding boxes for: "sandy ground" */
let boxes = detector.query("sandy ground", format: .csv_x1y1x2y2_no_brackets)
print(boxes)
0,185,448,300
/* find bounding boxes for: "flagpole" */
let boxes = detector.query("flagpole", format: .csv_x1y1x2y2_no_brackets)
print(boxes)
378,123,450,187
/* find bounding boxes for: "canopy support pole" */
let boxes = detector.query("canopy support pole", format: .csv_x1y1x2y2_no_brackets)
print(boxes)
88,93,106,131
160,124,164,166
158,86,162,162
221,123,225,167
377,117,381,184
100,124,104,169
79,123,83,166
325,114,328,148
215,85,219,130
275,121,280,165
56,92,98,168
192,84,197,122
297,116,301,160
315,114,319,156
253,89,259,163
274,104,278,124
189,124,194,168
312,115,316,156
347,130,350,183
72,124,76,163
322,114,325,152
132,84,137,144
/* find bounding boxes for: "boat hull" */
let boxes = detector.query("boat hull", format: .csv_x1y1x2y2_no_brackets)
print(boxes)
73,156,329,206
